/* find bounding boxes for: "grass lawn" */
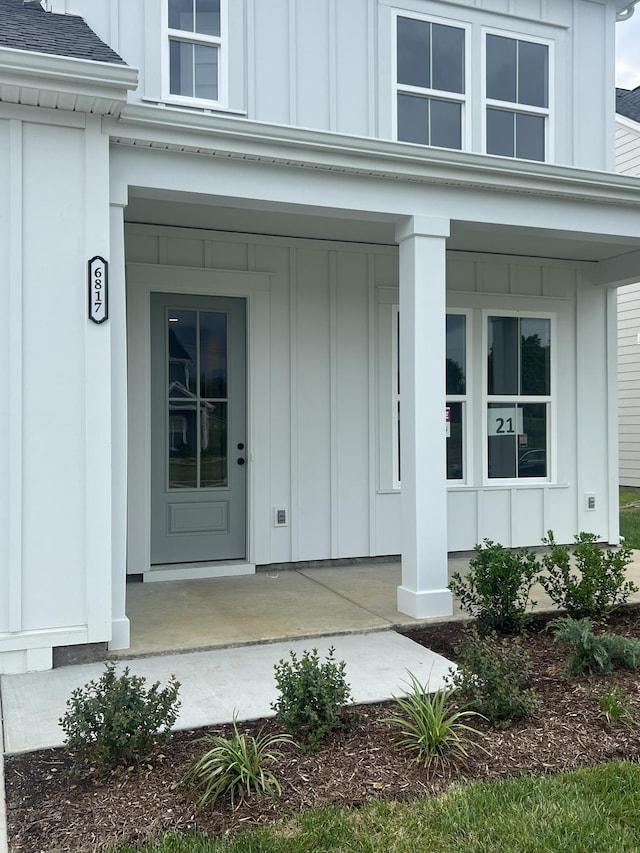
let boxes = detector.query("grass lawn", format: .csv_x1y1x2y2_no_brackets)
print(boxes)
620,488,640,548
115,760,640,853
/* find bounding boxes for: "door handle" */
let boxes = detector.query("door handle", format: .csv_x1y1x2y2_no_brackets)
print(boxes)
237,457,246,466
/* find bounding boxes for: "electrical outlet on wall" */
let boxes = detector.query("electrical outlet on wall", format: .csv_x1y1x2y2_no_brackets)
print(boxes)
585,493,596,511
273,506,288,527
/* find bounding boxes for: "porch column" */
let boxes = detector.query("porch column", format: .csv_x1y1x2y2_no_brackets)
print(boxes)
395,216,453,619
108,187,130,650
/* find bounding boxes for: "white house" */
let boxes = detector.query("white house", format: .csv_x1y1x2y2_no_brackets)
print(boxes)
2,0,640,674
616,86,640,487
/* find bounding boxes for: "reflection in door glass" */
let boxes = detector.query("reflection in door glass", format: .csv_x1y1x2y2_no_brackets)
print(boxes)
200,311,227,398
201,402,228,487
166,309,228,489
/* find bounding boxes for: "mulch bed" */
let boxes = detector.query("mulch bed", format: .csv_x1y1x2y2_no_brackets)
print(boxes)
6,606,640,852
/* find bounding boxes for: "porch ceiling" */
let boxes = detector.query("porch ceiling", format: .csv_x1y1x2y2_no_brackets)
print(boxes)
124,189,637,266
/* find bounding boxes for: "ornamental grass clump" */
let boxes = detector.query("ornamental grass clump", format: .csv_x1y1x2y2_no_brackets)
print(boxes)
447,628,540,729
382,671,485,768
271,646,352,751
540,531,637,619
182,716,294,810
449,538,539,634
59,662,180,772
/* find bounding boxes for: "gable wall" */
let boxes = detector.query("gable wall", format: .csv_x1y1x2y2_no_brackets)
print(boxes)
51,0,614,170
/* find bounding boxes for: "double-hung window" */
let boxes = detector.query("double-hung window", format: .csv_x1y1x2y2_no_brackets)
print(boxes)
391,310,468,487
486,315,551,480
485,33,550,161
395,14,467,151
167,0,224,104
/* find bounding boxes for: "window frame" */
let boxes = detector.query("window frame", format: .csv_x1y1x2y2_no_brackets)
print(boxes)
481,27,554,162
162,0,228,108
482,309,555,485
392,9,471,152
390,306,470,489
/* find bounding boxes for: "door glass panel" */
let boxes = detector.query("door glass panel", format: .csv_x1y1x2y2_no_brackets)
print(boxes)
488,403,518,478
166,309,228,490
200,311,227,398
201,402,228,487
168,403,198,488
168,310,197,395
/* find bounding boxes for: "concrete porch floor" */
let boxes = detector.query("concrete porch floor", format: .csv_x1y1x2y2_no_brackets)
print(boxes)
114,551,640,659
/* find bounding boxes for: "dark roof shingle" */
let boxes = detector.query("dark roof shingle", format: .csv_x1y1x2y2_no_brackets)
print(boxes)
617,86,640,124
0,0,126,65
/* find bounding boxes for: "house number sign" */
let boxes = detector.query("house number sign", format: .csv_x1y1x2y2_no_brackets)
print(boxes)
88,256,108,324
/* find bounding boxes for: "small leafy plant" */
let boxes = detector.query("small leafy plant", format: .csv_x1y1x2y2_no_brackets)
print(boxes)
182,716,293,809
271,646,352,751
59,662,180,771
447,628,540,729
549,615,640,676
449,539,539,634
540,531,637,619
598,687,635,727
382,671,484,767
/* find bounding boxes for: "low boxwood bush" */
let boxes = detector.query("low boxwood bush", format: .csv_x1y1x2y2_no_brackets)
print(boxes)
550,615,640,676
59,662,181,771
271,646,352,751
449,539,539,634
540,531,637,619
182,716,294,809
382,671,485,767
447,628,540,729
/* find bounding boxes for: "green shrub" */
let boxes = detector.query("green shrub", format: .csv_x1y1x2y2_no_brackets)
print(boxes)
540,531,637,619
549,615,640,676
449,539,539,634
598,687,635,727
59,662,180,771
271,646,352,751
447,628,540,729
382,671,484,767
182,716,293,809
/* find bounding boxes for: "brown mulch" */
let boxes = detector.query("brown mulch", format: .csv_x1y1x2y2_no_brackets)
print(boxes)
6,606,640,852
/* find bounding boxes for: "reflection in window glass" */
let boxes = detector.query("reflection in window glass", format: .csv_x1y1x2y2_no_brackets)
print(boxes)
446,314,466,394
201,402,228,487
397,93,429,145
488,316,519,395
397,16,430,88
520,318,550,395
486,35,517,103
518,404,547,478
515,113,545,162
169,0,220,36
170,40,218,100
431,24,465,94
167,309,228,490
518,41,548,108
447,402,463,479
430,100,462,150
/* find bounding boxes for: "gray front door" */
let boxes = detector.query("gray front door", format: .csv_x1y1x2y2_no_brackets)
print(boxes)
150,293,247,564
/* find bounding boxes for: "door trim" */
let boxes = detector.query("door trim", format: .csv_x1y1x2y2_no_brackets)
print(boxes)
126,264,272,579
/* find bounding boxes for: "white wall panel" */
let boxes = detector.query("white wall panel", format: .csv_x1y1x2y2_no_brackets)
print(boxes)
21,122,87,630
252,0,291,124
336,252,371,557
295,0,331,130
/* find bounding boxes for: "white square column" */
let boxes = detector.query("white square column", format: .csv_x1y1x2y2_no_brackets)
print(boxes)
395,216,453,619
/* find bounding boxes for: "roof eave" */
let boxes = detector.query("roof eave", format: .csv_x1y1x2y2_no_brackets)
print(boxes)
0,45,138,116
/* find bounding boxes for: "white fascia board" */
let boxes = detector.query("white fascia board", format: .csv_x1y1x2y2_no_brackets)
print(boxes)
107,104,640,209
0,46,138,116
617,114,640,135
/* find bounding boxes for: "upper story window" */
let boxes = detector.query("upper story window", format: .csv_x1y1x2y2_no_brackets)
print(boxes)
395,14,467,151
167,0,225,104
485,34,550,162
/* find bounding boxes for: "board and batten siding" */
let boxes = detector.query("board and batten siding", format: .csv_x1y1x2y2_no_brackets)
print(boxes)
125,224,607,567
616,118,640,487
54,0,612,170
